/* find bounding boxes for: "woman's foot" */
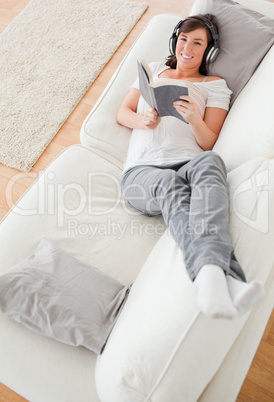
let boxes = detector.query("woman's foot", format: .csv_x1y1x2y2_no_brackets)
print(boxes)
226,275,265,315
194,265,238,319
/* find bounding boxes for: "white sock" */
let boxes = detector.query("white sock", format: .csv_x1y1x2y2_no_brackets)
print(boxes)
194,264,238,320
226,275,265,315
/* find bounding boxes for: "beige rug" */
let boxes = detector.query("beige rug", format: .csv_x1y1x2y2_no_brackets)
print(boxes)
0,0,147,172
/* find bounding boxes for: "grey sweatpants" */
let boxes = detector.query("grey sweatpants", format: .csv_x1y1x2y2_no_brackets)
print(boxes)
122,151,246,282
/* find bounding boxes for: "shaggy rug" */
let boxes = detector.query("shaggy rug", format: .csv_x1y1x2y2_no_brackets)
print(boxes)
0,0,147,172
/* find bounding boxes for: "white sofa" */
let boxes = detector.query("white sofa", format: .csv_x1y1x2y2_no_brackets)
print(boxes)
0,0,274,401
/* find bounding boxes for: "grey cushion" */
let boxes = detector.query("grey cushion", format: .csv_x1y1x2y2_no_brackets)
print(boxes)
201,0,274,103
0,239,130,354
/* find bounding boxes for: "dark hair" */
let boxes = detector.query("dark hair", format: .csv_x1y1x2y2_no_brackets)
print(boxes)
165,14,218,76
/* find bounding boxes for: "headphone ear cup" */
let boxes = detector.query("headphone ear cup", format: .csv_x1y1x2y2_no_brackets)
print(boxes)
203,44,212,64
204,44,219,64
169,32,178,56
209,47,220,63
169,20,183,56
171,35,177,56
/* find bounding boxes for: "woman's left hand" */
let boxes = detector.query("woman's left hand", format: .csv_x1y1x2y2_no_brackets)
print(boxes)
173,95,200,124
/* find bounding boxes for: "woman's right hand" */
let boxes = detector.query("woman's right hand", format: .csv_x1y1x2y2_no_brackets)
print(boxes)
117,89,161,131
143,107,161,129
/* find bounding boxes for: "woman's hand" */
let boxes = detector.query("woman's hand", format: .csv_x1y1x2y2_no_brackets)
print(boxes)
143,107,161,129
173,94,228,150
117,89,161,131
173,95,200,124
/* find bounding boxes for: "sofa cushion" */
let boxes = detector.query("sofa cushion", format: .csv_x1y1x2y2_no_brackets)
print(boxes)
237,0,274,16
95,157,274,401
0,145,165,282
0,145,165,402
0,238,130,354
190,0,274,104
213,45,274,171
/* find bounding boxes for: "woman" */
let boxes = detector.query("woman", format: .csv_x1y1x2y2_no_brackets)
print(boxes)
117,14,264,319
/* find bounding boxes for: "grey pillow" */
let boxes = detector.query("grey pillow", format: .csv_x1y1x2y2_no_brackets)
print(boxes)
200,0,274,103
0,239,130,354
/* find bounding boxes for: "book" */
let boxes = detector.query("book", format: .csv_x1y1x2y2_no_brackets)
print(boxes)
137,59,206,124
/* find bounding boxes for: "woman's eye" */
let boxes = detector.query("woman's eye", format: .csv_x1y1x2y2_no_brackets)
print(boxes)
194,42,202,46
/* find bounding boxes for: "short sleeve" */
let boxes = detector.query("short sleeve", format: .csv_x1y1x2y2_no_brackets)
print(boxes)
131,76,140,90
205,79,233,110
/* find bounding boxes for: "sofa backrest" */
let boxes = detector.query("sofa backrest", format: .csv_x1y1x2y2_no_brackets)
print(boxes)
214,44,274,171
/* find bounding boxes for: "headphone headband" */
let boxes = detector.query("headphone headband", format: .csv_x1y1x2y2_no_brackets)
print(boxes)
169,16,220,64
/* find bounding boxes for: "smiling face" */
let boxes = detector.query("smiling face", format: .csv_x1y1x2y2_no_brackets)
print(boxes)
175,28,209,72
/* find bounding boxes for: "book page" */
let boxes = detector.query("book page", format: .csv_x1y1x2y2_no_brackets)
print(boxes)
137,61,156,109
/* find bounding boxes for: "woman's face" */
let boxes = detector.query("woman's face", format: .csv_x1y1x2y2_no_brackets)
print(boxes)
175,28,209,71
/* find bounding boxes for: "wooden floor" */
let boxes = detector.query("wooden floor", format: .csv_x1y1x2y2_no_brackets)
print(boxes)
0,0,273,400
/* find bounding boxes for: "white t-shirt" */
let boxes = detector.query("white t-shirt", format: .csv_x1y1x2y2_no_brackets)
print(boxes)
123,62,232,172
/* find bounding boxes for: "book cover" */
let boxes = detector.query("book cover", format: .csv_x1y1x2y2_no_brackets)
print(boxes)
137,60,206,124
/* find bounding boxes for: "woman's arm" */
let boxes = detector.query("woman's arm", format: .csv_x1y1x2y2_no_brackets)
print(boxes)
117,88,161,130
173,95,228,150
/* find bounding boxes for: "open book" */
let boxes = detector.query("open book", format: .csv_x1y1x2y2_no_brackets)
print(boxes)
137,60,206,124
